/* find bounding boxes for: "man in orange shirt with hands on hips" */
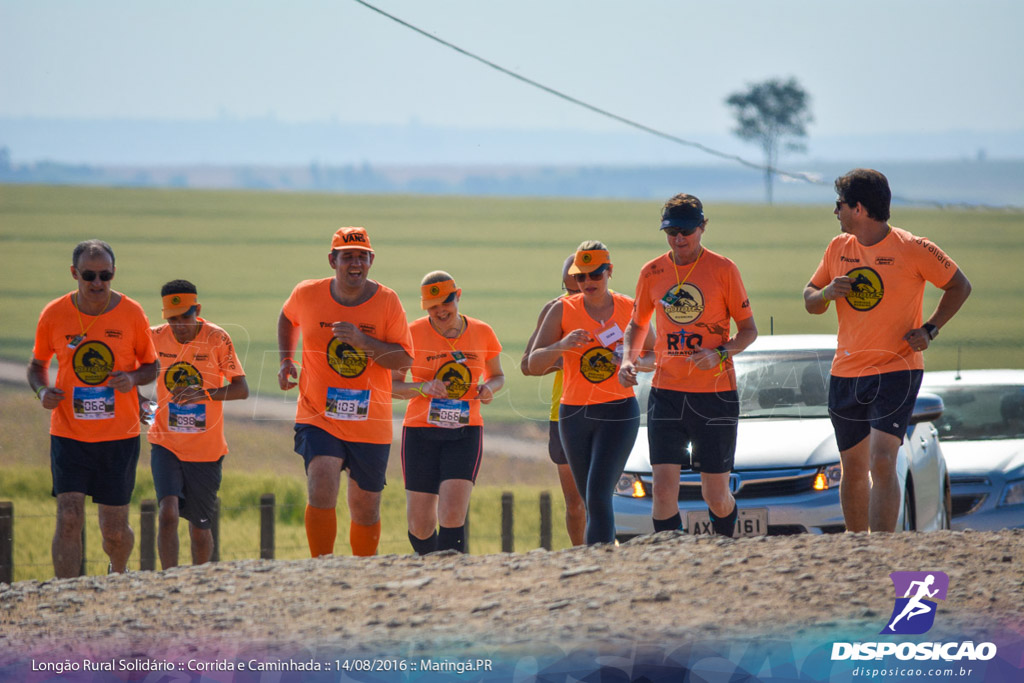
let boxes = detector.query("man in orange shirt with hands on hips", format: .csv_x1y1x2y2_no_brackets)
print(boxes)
278,227,413,557
28,239,159,577
804,169,971,533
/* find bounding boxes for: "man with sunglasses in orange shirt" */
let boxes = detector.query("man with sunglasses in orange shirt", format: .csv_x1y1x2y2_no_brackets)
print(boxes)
28,239,159,577
619,194,758,539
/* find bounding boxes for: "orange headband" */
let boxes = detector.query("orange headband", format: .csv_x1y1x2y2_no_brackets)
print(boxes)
420,279,459,309
161,292,198,319
567,249,611,275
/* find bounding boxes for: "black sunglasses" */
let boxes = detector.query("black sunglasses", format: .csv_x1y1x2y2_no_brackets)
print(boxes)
662,225,700,238
572,264,609,282
835,199,855,211
79,270,114,282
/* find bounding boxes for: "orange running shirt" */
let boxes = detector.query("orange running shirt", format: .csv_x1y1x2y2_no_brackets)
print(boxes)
402,316,502,428
147,320,245,462
809,226,958,377
282,278,413,444
559,292,636,406
32,292,158,442
632,249,752,393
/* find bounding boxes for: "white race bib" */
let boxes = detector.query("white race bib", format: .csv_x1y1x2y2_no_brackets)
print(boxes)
73,386,115,420
427,398,470,429
326,387,370,421
168,402,207,433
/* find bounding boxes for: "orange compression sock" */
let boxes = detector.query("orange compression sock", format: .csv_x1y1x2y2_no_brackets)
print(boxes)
350,520,381,557
304,504,337,558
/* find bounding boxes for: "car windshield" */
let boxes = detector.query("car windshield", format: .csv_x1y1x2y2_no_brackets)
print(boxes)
924,384,1024,441
636,348,834,424
734,351,833,419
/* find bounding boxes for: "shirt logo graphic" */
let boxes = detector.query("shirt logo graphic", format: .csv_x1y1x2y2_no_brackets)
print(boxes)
844,266,884,311
435,361,472,398
164,361,202,392
881,571,949,635
327,338,368,378
662,283,704,324
72,341,114,385
579,347,617,384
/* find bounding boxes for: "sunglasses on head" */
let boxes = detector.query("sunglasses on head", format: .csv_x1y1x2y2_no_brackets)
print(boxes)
572,264,609,282
662,225,700,238
79,270,114,282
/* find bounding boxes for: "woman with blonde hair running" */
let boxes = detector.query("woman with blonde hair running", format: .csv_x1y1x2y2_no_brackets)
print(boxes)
528,242,654,544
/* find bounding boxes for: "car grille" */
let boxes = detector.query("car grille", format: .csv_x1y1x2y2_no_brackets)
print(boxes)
676,472,818,501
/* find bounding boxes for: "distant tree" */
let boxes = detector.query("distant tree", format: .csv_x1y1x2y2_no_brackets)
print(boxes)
725,77,812,204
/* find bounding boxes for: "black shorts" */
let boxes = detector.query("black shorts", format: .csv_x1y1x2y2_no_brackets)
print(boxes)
50,435,140,506
151,444,223,530
294,424,389,492
647,388,739,474
547,420,568,465
828,370,923,451
401,426,483,494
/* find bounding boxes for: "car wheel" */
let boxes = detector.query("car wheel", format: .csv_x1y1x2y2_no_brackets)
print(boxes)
901,483,916,532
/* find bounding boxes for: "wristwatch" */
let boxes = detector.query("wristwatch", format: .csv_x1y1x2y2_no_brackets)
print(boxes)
922,323,938,340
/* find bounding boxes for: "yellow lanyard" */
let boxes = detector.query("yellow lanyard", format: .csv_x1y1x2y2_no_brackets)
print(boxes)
671,247,704,288
72,289,112,340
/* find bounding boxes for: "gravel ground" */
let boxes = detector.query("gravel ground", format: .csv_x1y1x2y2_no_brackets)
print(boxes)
2,529,1022,668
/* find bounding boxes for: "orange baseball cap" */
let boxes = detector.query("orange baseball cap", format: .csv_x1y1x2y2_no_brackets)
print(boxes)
567,249,611,275
162,292,199,319
421,278,460,309
331,226,373,252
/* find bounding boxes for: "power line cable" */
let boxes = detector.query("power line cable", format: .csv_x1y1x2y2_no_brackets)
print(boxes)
355,0,1023,212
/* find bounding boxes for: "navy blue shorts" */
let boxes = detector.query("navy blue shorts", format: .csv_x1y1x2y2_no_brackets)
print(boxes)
547,420,568,465
647,388,739,474
294,424,389,492
151,444,223,530
50,435,140,506
828,370,923,451
401,426,483,494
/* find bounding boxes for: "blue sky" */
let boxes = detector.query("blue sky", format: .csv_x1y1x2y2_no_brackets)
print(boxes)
1,1,1022,166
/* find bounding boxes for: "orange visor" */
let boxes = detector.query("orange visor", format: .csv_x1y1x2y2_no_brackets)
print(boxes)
420,279,460,309
567,249,611,275
162,292,199,319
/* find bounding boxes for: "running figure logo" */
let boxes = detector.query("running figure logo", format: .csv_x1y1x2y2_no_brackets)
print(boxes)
881,571,949,635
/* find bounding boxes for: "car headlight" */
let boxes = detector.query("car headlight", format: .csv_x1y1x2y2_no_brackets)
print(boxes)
615,474,647,498
813,464,843,491
998,479,1024,507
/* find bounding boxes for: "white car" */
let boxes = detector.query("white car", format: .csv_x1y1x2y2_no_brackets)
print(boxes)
921,369,1024,531
613,334,951,539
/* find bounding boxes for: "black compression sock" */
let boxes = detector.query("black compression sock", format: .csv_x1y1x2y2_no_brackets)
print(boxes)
437,525,466,553
408,530,438,555
652,512,683,532
709,504,738,537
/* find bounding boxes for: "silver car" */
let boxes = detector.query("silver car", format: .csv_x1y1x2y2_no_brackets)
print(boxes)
613,334,951,539
921,369,1024,531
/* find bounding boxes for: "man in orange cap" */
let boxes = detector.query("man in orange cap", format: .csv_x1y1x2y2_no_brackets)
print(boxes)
147,279,249,568
278,227,413,557
28,239,159,577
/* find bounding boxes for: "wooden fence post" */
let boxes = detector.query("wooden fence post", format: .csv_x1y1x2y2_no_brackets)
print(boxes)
539,491,552,551
0,502,13,584
140,500,156,571
260,493,275,560
80,524,87,576
501,492,514,553
211,497,220,562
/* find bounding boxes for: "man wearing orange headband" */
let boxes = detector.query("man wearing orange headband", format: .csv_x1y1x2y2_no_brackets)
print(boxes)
146,279,248,568
620,194,758,539
28,239,159,577
278,226,413,557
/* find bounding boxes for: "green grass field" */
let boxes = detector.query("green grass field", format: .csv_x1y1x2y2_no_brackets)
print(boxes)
2,184,1021,424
